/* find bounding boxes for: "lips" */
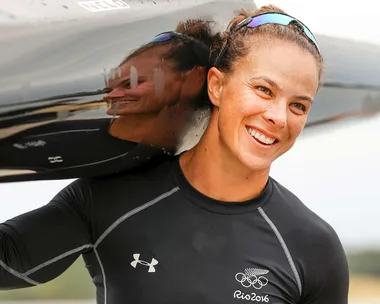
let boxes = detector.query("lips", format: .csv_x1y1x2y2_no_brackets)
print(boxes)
107,99,138,107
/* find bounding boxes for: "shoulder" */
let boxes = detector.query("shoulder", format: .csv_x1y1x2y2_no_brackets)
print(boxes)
51,155,176,205
263,178,349,303
266,177,337,237
84,155,178,205
265,177,344,252
50,156,179,231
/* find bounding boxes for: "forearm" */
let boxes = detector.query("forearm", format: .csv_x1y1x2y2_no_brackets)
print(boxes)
0,202,92,289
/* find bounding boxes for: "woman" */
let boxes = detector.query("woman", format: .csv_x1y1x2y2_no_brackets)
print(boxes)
0,5,349,304
0,18,213,182
104,19,214,150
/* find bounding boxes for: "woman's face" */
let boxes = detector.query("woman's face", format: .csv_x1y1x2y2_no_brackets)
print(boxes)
207,38,320,172
104,46,185,116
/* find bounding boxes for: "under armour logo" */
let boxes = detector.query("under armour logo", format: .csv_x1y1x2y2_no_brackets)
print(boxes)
130,253,158,273
48,156,63,163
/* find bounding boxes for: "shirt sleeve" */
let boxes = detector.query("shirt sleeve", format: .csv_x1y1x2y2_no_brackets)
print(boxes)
299,223,349,304
0,178,94,290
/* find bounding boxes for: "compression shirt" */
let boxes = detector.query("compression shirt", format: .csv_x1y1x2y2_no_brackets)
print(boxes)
0,118,167,182
0,156,349,303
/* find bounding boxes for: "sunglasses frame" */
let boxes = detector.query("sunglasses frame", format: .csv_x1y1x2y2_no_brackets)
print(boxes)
147,31,208,70
149,31,195,44
213,12,321,68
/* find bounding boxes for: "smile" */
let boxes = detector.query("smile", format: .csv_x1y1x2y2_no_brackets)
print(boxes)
108,100,138,106
246,127,277,145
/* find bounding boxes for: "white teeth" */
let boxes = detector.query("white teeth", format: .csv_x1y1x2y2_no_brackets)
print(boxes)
247,127,276,145
109,100,136,106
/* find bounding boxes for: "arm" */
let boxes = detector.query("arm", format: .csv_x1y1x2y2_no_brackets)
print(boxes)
0,178,93,290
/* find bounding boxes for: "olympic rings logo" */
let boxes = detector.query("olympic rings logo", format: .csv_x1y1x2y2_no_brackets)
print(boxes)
235,272,269,290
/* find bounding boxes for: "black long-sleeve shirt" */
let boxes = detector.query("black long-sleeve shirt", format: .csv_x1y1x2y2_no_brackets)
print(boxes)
0,118,169,182
0,156,349,303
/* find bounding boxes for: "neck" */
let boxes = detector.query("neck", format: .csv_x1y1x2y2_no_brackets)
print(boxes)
180,116,270,202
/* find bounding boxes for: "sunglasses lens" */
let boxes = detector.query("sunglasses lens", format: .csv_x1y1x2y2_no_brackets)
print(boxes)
247,14,319,53
150,33,173,43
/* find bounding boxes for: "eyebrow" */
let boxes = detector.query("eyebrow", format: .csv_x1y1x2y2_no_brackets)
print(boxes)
250,76,314,103
106,76,148,89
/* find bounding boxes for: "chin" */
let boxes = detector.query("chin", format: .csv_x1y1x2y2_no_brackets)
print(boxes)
106,107,140,116
106,109,119,116
237,153,273,172
106,110,129,116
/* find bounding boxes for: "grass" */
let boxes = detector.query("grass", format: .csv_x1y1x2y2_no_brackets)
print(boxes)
349,275,380,300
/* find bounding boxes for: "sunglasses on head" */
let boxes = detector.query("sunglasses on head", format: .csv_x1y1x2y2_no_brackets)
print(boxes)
147,31,208,68
148,31,195,44
214,12,321,67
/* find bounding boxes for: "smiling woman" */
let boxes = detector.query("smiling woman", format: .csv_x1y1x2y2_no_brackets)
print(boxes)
204,42,319,173
184,5,322,197
103,21,214,146
0,18,215,182
0,5,349,304
179,4,348,303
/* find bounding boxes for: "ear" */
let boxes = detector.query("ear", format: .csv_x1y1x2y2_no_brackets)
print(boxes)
207,67,225,107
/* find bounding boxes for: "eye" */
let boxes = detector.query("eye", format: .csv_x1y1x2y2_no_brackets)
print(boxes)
121,80,131,89
255,86,272,97
290,102,307,114
121,78,147,89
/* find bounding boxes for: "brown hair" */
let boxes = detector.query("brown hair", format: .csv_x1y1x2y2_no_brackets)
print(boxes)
115,19,217,107
210,5,324,81
120,18,217,72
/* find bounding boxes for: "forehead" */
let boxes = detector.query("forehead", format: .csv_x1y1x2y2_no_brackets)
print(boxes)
233,38,319,93
121,45,173,71
107,45,174,87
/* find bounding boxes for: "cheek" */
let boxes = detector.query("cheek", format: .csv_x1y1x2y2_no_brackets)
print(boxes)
222,86,253,115
288,117,307,139
133,81,153,92
163,74,182,92
236,89,267,117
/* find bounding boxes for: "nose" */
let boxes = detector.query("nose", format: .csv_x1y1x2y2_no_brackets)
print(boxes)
262,102,286,128
106,88,127,99
103,88,128,103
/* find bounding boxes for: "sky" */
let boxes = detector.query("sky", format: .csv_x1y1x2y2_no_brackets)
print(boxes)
0,0,379,251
